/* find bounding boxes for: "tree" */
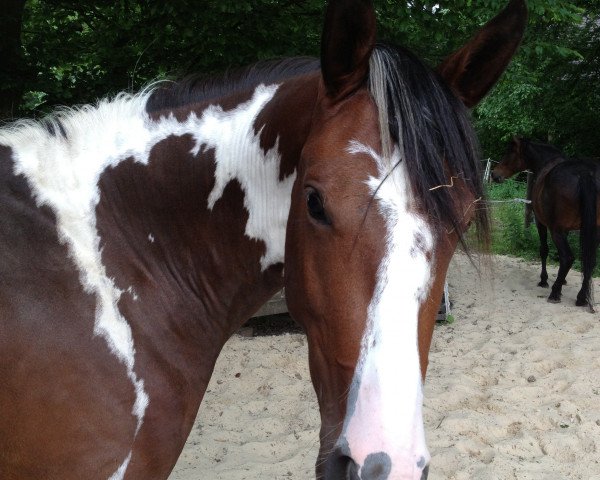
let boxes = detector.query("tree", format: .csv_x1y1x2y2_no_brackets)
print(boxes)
474,0,599,157
17,0,326,114
6,0,598,159
0,0,27,119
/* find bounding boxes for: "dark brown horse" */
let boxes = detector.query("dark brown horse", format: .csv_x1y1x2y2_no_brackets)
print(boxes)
492,137,599,312
0,1,526,479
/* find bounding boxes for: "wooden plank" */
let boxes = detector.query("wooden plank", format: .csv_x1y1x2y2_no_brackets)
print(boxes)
252,289,288,317
253,288,451,321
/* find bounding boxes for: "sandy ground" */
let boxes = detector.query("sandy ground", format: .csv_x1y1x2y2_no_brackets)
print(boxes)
170,255,600,479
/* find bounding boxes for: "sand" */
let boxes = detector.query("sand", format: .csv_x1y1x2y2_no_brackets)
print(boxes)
170,254,600,479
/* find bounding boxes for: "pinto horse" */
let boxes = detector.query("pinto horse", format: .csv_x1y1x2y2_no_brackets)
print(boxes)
492,137,599,312
0,1,526,478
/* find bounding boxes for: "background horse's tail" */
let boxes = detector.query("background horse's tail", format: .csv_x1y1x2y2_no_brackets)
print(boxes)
578,172,597,311
524,171,534,228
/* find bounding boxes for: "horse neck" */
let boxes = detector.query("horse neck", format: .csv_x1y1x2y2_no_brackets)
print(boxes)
523,141,563,174
93,74,320,344
0,74,318,398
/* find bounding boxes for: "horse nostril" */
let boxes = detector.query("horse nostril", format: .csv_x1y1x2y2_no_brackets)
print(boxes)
325,447,359,480
345,457,360,480
361,452,392,479
336,454,359,480
421,464,430,480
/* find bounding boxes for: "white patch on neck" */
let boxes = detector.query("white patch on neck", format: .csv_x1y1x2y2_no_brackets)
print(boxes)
342,141,433,479
0,84,293,478
202,85,296,270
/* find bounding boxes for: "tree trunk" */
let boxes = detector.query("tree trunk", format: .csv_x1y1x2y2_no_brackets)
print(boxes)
0,0,27,120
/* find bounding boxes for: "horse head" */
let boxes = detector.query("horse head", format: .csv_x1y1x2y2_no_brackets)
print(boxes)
492,136,527,182
284,1,527,478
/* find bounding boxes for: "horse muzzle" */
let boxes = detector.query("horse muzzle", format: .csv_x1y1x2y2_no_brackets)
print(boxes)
491,171,505,183
323,446,430,480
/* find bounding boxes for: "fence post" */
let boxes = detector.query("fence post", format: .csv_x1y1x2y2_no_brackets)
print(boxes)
483,158,491,183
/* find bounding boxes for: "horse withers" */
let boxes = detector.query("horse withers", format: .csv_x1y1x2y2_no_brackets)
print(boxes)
492,137,600,312
0,1,526,479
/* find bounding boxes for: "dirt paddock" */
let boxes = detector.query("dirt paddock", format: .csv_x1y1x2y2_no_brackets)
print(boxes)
171,255,600,480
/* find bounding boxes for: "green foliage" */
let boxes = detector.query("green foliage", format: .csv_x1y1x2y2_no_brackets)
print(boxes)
5,0,600,175
18,0,327,116
487,179,540,259
475,0,600,158
6,0,599,277
11,0,595,126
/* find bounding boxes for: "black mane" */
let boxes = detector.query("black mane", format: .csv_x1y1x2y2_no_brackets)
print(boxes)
522,138,565,159
145,57,320,114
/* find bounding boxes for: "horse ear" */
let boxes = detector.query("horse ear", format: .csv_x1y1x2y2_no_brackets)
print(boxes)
320,0,376,101
511,135,523,153
436,0,528,108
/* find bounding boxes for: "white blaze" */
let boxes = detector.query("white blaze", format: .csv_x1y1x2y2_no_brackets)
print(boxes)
0,84,293,479
342,141,433,479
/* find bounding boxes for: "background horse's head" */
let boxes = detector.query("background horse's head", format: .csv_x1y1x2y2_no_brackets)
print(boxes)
492,136,567,182
284,0,527,478
492,136,527,182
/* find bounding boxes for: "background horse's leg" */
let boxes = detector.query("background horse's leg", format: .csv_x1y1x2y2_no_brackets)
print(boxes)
536,219,549,287
547,230,574,303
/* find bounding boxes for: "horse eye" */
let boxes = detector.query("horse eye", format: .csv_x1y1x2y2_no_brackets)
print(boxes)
306,188,331,225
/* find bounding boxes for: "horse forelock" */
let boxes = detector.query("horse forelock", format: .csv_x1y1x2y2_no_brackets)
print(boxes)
368,43,488,248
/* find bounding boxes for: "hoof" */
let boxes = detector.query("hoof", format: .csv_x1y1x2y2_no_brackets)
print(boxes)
575,294,590,308
538,281,549,288
547,296,561,304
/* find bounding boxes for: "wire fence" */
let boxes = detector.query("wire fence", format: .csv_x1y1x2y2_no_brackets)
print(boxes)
482,157,532,204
